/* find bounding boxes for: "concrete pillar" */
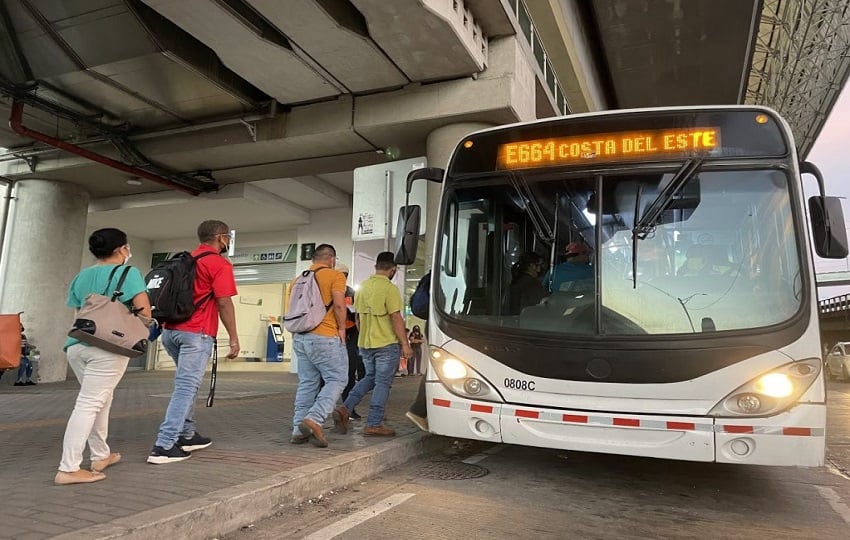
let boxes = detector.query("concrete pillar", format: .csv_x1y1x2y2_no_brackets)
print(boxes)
1,180,89,383
424,123,493,268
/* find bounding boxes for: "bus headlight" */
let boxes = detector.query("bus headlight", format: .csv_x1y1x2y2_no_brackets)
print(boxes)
709,359,821,417
753,373,793,398
430,346,504,403
441,358,468,380
736,394,762,414
464,379,485,395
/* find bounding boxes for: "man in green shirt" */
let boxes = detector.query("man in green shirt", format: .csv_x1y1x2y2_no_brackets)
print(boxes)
335,252,412,436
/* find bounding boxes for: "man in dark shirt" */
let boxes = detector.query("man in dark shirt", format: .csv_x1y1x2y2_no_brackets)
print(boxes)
336,264,365,419
14,326,36,385
510,253,547,314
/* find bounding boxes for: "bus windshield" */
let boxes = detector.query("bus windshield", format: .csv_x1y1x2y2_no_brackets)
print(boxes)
434,166,803,336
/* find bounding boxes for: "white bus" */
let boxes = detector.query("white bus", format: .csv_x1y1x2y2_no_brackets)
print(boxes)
396,106,848,466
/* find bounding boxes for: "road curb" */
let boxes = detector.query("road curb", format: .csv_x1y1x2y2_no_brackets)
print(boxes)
52,432,444,540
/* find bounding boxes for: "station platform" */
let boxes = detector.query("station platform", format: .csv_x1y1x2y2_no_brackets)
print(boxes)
0,370,435,540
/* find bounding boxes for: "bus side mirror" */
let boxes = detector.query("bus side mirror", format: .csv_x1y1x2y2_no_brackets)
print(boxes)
394,167,443,265
808,196,848,259
406,167,444,193
394,205,421,265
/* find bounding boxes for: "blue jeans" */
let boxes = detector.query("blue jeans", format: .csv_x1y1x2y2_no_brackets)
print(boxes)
292,332,348,436
16,356,33,382
156,330,214,449
343,343,400,427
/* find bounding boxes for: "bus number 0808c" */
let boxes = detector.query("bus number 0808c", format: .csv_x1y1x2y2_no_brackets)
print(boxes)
504,378,535,391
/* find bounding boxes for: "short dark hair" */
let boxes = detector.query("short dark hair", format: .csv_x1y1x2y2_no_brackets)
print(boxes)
313,244,336,261
198,220,230,242
88,228,127,259
375,251,396,271
517,252,543,272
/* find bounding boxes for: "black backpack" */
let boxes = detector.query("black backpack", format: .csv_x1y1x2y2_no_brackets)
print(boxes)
145,252,215,324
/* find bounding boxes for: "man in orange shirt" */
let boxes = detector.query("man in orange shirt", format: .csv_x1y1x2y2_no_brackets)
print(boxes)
291,244,348,447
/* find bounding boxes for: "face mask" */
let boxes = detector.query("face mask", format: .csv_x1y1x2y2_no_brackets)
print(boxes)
124,250,133,264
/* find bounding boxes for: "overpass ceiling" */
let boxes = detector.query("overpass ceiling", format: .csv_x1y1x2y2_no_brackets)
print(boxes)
0,0,495,185
1,0,848,237
586,0,758,108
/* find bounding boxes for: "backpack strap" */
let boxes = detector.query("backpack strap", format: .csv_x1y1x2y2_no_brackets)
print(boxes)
110,266,134,302
311,266,333,310
192,251,219,309
206,337,218,408
101,265,123,295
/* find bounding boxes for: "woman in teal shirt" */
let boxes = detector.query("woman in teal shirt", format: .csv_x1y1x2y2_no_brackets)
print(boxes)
55,228,151,486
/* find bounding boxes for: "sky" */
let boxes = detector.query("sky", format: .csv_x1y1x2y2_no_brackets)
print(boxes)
805,83,850,298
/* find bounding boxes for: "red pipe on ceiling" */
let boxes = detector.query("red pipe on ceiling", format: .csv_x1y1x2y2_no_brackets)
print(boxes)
8,100,200,196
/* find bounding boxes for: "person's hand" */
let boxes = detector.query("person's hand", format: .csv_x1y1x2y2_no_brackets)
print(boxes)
338,329,346,343
227,339,240,359
402,344,413,359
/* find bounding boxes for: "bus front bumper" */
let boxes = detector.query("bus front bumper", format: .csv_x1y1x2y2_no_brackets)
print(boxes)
427,383,825,465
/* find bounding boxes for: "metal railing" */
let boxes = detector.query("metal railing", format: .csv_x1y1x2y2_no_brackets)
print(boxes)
509,0,571,116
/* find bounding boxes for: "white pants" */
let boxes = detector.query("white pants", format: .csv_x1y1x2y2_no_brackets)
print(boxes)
58,344,129,472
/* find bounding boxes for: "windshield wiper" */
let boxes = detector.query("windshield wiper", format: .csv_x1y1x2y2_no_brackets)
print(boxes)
631,159,703,288
509,173,555,242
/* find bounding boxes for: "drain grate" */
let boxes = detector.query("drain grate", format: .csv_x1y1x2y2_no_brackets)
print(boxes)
418,460,489,480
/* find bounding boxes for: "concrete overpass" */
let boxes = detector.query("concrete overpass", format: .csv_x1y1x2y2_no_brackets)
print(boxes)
1,0,849,381
819,273,850,346
820,293,850,347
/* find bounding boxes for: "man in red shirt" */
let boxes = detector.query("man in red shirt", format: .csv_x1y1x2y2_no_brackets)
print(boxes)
147,220,239,464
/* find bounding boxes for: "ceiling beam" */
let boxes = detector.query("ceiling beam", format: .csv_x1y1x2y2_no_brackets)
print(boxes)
237,183,311,223
89,190,193,212
126,0,270,109
0,1,33,82
89,182,311,223
290,175,350,206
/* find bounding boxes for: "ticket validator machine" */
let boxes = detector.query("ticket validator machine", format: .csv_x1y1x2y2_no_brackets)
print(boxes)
266,323,284,362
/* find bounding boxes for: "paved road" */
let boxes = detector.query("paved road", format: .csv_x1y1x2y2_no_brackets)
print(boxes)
226,381,850,540
827,381,850,477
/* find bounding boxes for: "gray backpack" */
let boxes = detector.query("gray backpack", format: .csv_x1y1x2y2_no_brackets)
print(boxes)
284,268,331,333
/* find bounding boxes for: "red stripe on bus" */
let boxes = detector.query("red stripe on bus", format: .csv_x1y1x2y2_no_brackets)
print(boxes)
470,404,494,413
782,427,811,436
562,414,588,423
433,398,451,408
667,422,696,431
515,409,540,419
613,418,640,427
723,425,753,434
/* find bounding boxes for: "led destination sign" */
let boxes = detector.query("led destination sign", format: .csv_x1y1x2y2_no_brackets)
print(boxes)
496,127,721,170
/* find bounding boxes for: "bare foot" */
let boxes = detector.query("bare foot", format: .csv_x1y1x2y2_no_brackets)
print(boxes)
91,453,121,473
54,470,106,485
